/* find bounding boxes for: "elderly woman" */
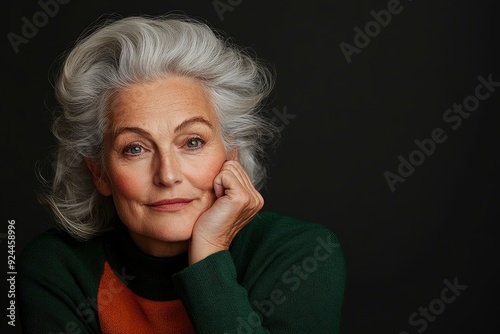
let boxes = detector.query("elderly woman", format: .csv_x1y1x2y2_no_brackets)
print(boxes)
18,14,345,334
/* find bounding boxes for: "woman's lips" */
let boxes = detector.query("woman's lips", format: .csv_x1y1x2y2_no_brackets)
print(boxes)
147,198,193,212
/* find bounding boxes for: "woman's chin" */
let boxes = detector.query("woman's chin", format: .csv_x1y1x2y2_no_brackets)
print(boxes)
125,218,196,257
151,222,195,243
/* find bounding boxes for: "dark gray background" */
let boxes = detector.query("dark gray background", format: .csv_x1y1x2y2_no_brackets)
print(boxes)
2,0,499,333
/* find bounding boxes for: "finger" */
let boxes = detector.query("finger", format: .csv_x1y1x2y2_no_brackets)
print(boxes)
215,164,247,199
220,160,254,191
219,161,263,211
214,180,225,198
214,168,257,209
214,167,241,195
222,161,263,202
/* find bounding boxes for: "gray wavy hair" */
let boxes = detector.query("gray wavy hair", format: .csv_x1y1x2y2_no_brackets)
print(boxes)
39,14,280,240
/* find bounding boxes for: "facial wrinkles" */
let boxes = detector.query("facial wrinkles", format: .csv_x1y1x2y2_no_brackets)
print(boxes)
104,78,222,190
89,76,231,256
114,86,216,142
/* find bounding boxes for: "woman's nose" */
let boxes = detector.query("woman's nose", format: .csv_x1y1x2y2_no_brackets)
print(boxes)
153,150,183,186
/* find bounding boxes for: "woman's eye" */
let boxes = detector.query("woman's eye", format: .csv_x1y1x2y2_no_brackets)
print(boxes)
123,144,144,155
186,137,205,149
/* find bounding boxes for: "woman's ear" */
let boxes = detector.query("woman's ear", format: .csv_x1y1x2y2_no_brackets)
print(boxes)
227,146,239,161
84,158,112,196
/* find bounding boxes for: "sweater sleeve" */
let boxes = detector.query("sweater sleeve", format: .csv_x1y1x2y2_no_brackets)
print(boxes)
173,250,266,333
17,232,103,334
172,218,346,334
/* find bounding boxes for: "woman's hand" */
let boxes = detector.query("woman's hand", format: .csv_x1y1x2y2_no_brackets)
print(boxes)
188,160,264,264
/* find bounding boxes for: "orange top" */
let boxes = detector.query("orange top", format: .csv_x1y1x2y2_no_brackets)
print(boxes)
98,261,195,334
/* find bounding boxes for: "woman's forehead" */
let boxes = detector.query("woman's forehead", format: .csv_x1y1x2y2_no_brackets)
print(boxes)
103,77,220,139
110,77,217,123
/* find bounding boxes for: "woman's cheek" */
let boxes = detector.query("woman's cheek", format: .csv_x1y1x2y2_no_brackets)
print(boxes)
204,157,226,188
110,163,148,199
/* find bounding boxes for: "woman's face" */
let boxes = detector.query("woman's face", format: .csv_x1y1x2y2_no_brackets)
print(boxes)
88,76,229,257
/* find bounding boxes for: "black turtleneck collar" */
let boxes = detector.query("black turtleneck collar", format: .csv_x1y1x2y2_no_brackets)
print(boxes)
103,220,189,301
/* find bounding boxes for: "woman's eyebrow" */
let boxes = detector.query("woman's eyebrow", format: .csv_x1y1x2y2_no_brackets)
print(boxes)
174,116,214,133
113,126,151,140
112,117,214,140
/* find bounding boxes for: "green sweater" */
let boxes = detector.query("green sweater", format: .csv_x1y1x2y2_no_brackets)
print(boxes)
18,211,346,333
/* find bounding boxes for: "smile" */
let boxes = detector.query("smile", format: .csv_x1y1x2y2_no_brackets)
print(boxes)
147,198,193,212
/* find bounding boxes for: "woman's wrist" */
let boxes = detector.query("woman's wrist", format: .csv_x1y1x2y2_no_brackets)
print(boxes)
188,238,228,265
